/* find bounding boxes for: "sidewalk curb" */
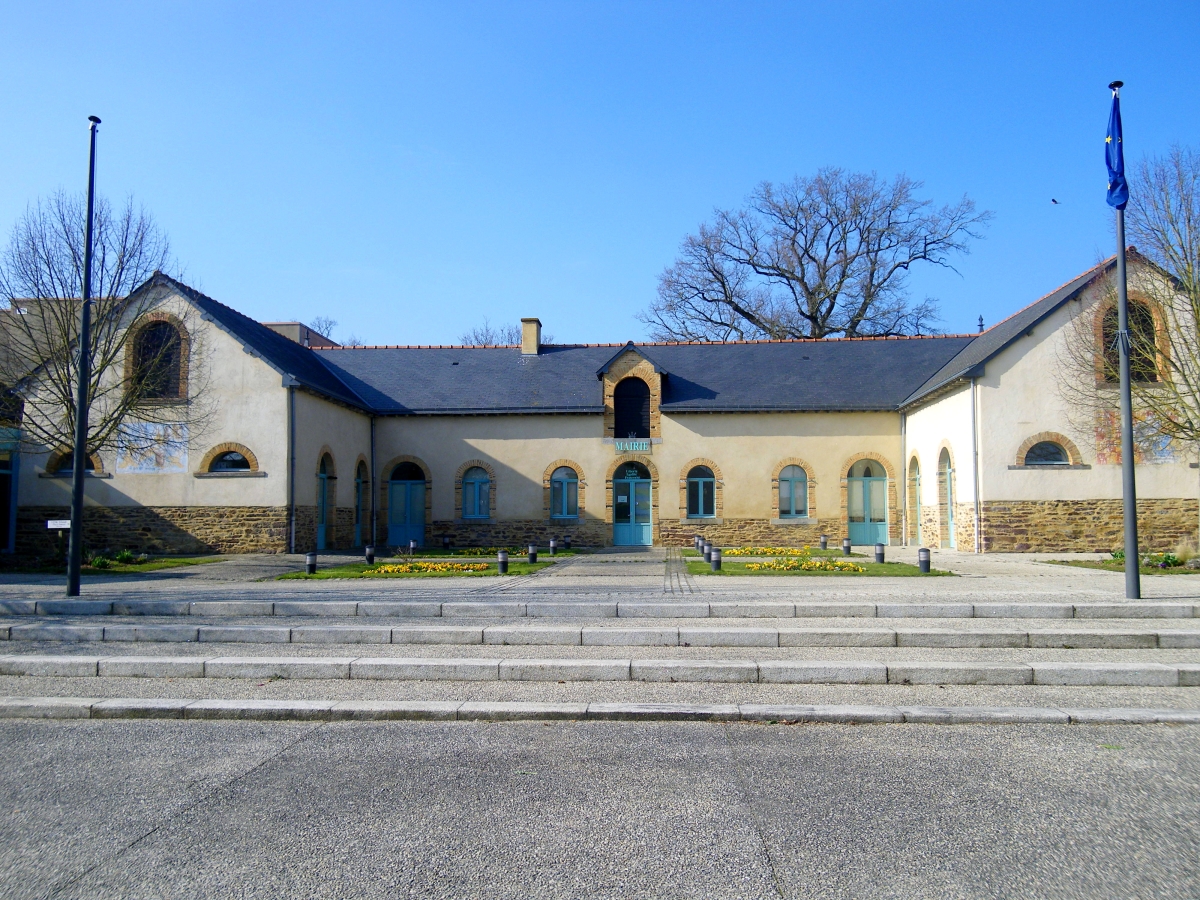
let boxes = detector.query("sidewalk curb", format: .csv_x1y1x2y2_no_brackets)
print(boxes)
1,697,1197,725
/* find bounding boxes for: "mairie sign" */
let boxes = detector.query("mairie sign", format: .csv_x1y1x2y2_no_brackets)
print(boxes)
613,439,651,454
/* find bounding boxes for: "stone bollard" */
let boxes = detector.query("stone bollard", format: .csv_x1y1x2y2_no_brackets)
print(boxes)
875,543,885,564
305,552,317,575
549,538,558,556
442,536,451,550
820,534,828,551
711,547,722,572
842,538,852,556
364,545,375,565
702,541,713,563
497,550,509,574
528,544,538,564
918,547,931,574
564,536,572,550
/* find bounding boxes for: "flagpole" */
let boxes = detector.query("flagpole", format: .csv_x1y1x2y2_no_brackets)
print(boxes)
1108,81,1141,600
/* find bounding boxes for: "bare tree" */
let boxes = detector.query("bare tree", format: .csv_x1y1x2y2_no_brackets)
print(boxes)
0,191,210,461
640,169,991,340
308,316,338,339
460,318,553,345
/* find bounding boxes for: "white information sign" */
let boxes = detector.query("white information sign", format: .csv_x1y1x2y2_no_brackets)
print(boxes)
46,519,71,529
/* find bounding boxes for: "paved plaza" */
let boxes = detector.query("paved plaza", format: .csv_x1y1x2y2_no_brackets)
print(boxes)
1,548,1198,897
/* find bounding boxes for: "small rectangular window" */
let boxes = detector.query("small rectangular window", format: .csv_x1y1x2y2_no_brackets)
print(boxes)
687,479,715,517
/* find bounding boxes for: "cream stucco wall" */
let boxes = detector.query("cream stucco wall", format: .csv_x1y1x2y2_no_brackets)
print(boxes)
291,390,372,508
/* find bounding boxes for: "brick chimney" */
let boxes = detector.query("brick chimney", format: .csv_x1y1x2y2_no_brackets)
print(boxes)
521,318,542,355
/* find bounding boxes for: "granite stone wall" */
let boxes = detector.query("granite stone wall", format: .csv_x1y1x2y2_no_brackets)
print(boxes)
658,519,833,547
979,499,1199,552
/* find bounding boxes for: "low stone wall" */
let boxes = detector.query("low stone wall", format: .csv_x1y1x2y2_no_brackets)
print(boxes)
16,505,290,557
980,499,1199,552
659,519,834,548
427,519,611,550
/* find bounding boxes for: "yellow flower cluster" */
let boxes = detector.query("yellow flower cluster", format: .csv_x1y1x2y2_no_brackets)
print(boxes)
746,557,865,573
454,547,520,556
370,562,491,574
723,546,810,556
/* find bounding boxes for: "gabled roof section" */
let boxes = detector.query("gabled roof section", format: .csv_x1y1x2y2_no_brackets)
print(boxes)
596,342,668,377
901,256,1118,408
136,273,368,410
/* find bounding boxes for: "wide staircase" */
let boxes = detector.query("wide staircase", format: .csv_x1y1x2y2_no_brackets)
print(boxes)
0,547,1197,724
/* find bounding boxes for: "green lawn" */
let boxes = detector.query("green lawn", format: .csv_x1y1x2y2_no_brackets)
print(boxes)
0,556,223,576
687,559,950,577
279,560,556,579
1047,559,1200,576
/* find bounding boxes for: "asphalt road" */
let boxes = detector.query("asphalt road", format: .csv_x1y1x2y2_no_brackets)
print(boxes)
1,720,1196,899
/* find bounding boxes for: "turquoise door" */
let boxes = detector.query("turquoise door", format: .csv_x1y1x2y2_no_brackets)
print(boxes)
388,480,425,547
613,466,652,546
316,457,331,550
848,460,888,545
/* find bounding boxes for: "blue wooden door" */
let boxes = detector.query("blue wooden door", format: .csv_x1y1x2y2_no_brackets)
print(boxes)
388,480,425,547
848,476,888,545
316,473,329,549
613,478,652,545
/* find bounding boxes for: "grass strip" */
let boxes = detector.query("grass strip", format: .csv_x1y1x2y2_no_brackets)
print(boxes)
278,560,555,579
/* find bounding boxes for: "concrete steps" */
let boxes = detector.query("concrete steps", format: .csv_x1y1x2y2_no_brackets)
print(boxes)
2,652,1197,687
5,620,1200,649
2,598,1198,619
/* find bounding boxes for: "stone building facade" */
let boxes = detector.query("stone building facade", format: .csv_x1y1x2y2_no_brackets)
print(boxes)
3,259,1196,557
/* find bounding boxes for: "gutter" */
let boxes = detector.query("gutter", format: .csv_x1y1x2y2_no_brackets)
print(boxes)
971,377,982,554
369,416,377,548
286,380,297,554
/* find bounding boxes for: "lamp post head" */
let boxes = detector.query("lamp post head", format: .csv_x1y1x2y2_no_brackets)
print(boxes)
88,115,101,130
1108,81,1123,94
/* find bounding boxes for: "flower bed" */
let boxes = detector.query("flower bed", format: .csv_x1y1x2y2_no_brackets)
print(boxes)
370,561,491,574
745,556,865,573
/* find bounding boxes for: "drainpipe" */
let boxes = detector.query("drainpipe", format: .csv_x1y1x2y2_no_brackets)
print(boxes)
370,416,377,548
970,377,981,554
900,411,907,547
287,383,296,554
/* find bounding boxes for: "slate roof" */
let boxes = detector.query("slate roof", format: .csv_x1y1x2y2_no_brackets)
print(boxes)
900,256,1115,407
314,336,976,415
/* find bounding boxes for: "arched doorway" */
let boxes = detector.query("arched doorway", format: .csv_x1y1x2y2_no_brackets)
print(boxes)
316,455,332,550
353,461,368,547
908,457,921,545
388,462,426,547
938,449,955,549
847,459,888,545
613,460,652,545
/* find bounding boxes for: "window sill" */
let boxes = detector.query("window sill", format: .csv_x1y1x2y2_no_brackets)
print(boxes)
550,516,579,521
685,516,722,523
457,517,492,524
1007,464,1091,470
194,471,268,478
771,516,815,525
39,472,112,479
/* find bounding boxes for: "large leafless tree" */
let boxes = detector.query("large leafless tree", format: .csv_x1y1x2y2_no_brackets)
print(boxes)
0,191,208,459
640,169,992,340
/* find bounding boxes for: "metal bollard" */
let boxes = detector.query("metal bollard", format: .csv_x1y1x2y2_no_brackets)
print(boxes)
497,550,509,574
528,544,538,564
711,547,722,572
875,543,885,564
564,536,572,550
702,541,713,563
409,539,417,556
305,552,317,575
918,547,931,574
820,534,828,551
842,538,852,556
695,535,702,550
549,538,558,556
364,545,375,565
442,536,451,550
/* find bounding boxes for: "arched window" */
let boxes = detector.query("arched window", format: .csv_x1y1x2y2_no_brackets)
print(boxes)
391,462,424,482
849,460,877,479
316,455,333,549
613,377,651,439
354,461,368,546
462,466,490,519
686,465,715,518
1024,441,1069,466
53,451,96,475
132,321,184,399
778,464,808,518
1102,302,1158,383
209,451,250,472
550,466,579,518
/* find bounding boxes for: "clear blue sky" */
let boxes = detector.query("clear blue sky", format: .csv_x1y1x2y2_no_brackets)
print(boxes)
2,1,1198,345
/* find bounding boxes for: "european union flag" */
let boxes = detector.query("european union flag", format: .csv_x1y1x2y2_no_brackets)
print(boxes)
1106,91,1128,210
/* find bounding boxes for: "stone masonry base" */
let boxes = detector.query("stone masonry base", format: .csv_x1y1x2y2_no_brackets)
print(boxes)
980,498,1200,553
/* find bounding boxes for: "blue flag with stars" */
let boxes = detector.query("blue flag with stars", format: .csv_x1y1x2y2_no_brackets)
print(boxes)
1106,93,1128,209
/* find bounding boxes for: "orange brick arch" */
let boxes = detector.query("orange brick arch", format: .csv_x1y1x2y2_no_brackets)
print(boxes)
197,442,260,473
838,452,900,543
542,459,587,519
1016,432,1084,466
455,459,498,520
771,456,818,519
605,454,659,529
678,458,724,519
378,455,433,530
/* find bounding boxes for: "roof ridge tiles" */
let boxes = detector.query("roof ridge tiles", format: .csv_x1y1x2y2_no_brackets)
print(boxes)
319,333,978,351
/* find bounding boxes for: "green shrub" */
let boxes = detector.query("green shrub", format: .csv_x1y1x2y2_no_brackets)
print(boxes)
89,556,111,569
114,549,136,564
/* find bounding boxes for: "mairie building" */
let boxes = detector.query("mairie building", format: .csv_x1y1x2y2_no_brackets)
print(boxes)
2,256,1195,556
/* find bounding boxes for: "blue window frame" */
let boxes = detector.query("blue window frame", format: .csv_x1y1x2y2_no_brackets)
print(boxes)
686,465,715,518
778,465,808,517
462,466,490,518
550,466,578,518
